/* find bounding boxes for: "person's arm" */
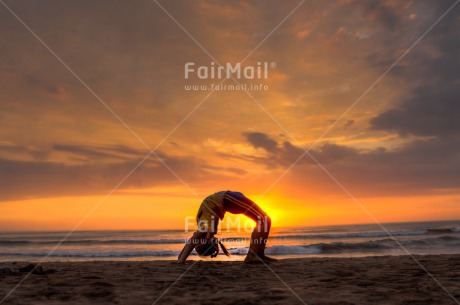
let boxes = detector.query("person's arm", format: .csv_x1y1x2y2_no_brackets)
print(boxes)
178,230,206,263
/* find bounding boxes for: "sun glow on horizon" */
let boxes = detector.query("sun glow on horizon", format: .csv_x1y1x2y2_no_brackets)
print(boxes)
1,190,459,232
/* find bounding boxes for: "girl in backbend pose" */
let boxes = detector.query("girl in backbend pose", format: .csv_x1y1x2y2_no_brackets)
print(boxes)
178,191,276,263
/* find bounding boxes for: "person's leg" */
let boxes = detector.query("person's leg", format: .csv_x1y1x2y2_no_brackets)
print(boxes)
256,215,271,256
223,192,274,262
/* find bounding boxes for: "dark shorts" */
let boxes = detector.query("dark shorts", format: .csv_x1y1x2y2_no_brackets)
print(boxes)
223,191,268,224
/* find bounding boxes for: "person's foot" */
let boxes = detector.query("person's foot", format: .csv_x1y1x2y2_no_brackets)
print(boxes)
243,258,264,264
261,255,278,262
244,255,278,264
244,254,264,264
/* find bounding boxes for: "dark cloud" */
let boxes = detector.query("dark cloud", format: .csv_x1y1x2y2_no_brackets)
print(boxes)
243,132,460,196
347,0,460,196
328,138,460,196
244,132,279,153
370,0,459,137
24,74,63,96
0,144,50,161
369,83,460,136
244,133,359,167
344,119,354,128
352,0,401,29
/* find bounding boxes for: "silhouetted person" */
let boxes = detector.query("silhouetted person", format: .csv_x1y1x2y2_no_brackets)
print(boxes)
178,191,276,263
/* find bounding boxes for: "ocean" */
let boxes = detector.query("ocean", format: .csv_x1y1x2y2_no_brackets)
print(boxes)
1,220,459,262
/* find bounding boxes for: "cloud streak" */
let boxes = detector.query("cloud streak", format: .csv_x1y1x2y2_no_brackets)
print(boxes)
0,144,241,201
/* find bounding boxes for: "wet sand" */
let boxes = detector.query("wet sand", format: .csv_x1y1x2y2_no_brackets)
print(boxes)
1,254,460,305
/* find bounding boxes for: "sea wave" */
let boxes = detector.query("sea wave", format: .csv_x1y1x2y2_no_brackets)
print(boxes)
0,238,186,246
1,226,458,247
0,250,180,258
283,235,460,255
1,235,458,258
268,227,460,240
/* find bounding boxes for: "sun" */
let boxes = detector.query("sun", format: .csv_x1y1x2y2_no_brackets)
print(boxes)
251,196,285,226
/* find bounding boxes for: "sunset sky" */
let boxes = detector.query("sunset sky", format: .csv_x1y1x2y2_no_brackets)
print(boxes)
0,0,459,230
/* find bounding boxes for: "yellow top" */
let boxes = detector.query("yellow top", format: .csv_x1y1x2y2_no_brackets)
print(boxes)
196,191,227,237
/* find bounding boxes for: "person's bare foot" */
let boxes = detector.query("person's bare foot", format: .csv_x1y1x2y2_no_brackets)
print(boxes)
244,253,263,264
262,255,278,262
243,258,264,264
244,254,278,264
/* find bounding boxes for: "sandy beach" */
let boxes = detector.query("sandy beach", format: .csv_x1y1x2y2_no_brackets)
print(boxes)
1,254,459,304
